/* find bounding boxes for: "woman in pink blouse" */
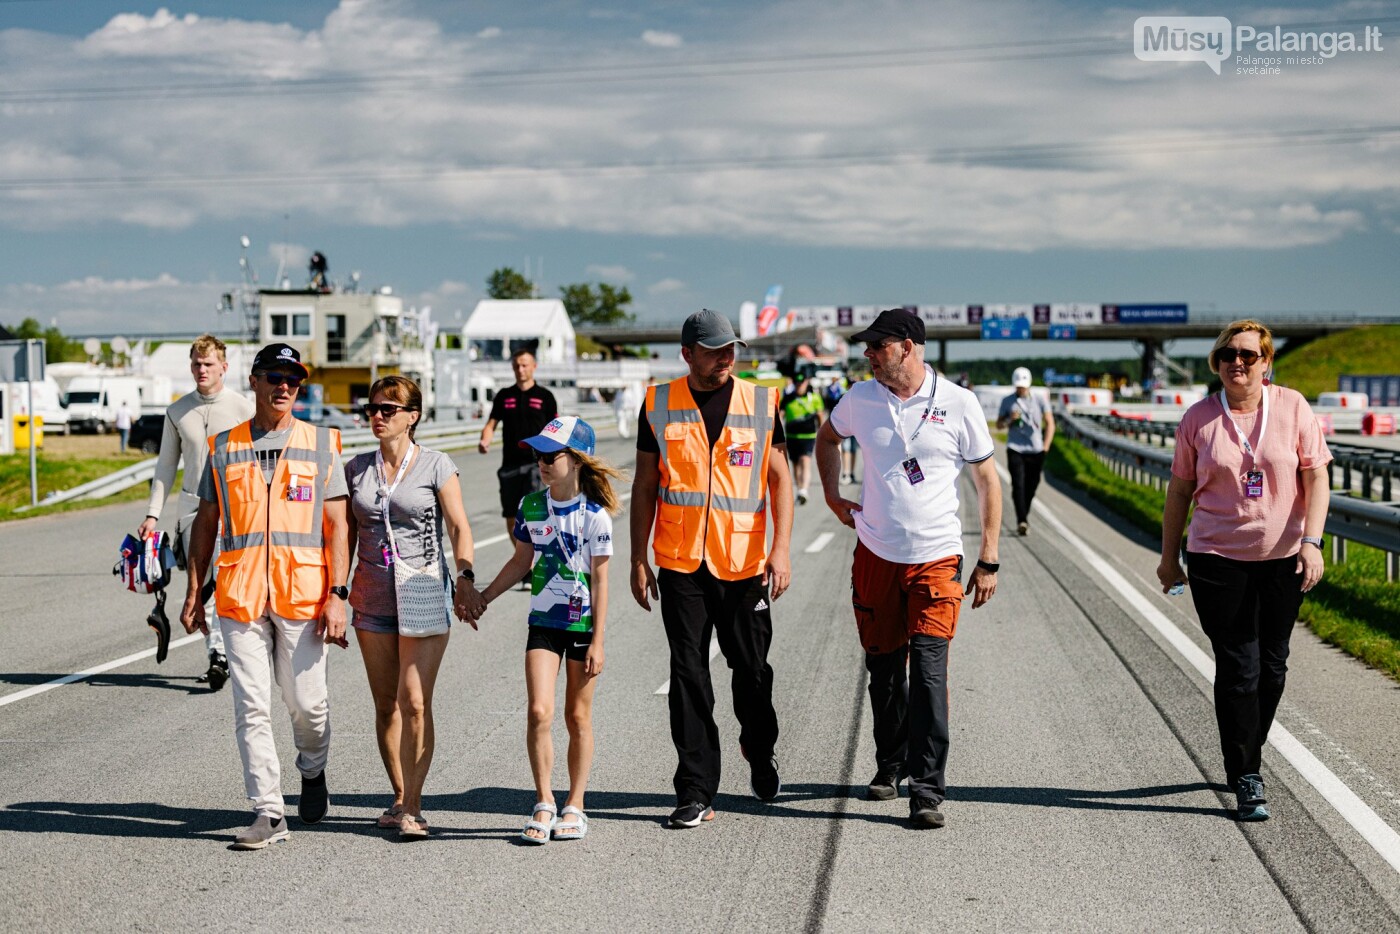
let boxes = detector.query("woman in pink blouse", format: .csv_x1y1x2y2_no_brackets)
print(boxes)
1157,320,1331,822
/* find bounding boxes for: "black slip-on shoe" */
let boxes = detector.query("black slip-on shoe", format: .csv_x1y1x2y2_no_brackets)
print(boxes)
205,652,229,692
867,770,904,801
910,796,946,829
299,771,329,825
749,755,782,802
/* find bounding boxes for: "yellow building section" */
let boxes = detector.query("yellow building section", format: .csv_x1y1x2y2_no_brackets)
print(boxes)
311,366,399,409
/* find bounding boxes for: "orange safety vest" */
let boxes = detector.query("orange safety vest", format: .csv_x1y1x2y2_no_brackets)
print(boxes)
207,420,341,623
644,377,776,580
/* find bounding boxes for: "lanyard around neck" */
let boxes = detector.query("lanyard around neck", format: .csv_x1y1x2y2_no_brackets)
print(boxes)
1217,389,1268,464
888,365,938,455
375,444,417,526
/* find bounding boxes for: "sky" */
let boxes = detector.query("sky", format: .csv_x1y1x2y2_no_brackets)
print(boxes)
1,0,1397,364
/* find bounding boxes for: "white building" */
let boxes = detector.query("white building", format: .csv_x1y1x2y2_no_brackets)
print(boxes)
462,300,576,365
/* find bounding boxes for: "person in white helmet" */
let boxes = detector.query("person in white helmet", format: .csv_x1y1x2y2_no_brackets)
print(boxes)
995,367,1054,536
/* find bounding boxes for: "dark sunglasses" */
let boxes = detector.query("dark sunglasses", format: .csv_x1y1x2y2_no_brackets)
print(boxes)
864,337,903,353
362,403,411,418
259,371,304,388
1215,348,1262,366
533,449,565,465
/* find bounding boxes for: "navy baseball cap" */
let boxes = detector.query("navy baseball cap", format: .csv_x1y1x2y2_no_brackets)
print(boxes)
251,342,310,378
520,415,596,456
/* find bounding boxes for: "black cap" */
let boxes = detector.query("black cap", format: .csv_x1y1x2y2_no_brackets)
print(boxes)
850,308,925,345
251,343,310,378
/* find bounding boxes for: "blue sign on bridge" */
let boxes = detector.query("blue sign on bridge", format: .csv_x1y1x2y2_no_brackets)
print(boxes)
1105,303,1189,324
1048,324,1077,340
981,318,1031,340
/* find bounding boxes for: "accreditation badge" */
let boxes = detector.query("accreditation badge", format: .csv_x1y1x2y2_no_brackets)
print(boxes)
1244,469,1264,499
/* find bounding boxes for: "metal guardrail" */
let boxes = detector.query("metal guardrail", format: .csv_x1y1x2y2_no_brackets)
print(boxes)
1085,413,1400,503
16,404,618,513
1058,411,1400,581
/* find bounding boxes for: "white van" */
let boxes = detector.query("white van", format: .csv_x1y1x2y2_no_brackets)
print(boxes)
62,376,146,433
6,375,71,435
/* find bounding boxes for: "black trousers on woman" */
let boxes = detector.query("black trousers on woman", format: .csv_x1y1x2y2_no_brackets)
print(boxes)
1007,449,1045,525
1186,551,1307,784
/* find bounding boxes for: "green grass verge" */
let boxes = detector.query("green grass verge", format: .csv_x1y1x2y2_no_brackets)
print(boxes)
1273,324,1400,400
0,455,156,522
1046,434,1400,682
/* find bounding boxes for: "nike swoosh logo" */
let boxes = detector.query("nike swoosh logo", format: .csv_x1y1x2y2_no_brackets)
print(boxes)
572,642,590,649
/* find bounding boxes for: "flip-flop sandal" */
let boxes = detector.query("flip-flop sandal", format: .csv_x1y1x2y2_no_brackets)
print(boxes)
520,802,557,845
399,813,430,839
551,806,588,841
377,805,405,829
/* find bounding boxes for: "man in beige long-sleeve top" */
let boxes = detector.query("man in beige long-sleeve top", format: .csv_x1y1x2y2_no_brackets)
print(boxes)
137,334,254,690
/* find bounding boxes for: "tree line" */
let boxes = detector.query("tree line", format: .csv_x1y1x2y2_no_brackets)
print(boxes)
487,267,634,328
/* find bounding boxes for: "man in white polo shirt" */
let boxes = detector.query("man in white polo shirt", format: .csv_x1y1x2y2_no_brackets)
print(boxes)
815,308,1002,829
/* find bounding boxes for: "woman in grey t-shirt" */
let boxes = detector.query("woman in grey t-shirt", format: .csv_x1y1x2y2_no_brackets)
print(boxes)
345,376,487,839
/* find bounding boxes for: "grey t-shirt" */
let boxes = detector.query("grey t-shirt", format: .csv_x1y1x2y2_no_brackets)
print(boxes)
196,424,349,500
345,446,460,618
998,392,1049,454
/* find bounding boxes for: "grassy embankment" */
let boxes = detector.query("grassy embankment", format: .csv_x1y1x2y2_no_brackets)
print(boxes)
1273,324,1400,399
0,434,157,521
1046,436,1400,682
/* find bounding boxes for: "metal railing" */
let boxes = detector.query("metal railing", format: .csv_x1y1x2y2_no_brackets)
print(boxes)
17,404,618,513
1057,411,1400,581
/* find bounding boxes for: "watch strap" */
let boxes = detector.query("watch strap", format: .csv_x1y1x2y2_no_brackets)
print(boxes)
976,559,1000,573
1301,536,1324,548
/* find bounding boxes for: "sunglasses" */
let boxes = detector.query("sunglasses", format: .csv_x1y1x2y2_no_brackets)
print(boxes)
259,371,304,388
534,449,566,465
1215,348,1262,366
865,337,903,353
362,403,410,418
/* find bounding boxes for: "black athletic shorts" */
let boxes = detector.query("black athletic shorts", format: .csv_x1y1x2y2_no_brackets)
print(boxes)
498,462,542,517
786,436,816,461
526,625,593,662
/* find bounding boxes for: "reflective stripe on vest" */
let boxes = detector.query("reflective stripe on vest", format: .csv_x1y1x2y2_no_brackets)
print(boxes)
207,420,341,623
646,377,774,580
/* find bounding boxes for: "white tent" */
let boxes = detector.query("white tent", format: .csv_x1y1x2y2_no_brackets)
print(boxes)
461,299,576,364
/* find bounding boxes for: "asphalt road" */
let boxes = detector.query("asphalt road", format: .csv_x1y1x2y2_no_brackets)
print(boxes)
2,430,1399,933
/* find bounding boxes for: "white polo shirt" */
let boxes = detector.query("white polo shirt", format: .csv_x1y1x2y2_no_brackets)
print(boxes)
829,367,994,564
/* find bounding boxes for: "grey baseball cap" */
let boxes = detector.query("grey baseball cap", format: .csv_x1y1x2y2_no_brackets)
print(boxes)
681,309,747,349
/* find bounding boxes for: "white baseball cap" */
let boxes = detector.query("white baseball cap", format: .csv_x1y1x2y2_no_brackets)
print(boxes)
1012,367,1032,388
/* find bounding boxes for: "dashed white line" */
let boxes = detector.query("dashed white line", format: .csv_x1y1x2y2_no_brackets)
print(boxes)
805,531,836,554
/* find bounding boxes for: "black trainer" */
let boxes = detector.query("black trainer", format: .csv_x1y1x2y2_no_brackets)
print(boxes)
299,771,329,824
668,801,715,828
909,796,946,829
205,652,229,692
1235,773,1269,822
867,770,904,801
749,755,782,802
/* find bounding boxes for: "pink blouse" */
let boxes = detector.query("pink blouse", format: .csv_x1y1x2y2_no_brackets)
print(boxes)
1171,383,1332,561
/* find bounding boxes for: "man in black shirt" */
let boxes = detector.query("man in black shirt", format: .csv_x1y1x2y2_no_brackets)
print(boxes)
478,348,558,534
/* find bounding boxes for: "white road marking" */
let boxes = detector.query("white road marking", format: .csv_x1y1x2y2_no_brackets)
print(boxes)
654,636,721,695
805,531,836,554
1024,477,1400,877
0,634,204,708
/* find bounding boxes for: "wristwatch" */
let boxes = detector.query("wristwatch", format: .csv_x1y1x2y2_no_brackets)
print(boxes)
1301,536,1324,549
976,559,1000,573
457,567,476,582
329,585,349,600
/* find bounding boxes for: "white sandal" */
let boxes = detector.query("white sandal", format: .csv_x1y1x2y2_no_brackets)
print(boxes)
520,802,557,845
551,806,588,841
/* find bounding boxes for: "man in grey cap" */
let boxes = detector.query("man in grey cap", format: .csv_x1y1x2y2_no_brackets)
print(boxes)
631,309,794,828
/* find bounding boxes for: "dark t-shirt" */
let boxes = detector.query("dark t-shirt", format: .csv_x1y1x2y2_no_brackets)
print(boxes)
489,384,558,468
637,378,786,454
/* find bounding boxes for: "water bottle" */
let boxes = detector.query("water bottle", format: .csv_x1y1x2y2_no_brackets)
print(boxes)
1168,581,1185,596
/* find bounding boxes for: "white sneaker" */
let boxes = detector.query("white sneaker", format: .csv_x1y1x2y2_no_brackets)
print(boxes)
796,490,809,506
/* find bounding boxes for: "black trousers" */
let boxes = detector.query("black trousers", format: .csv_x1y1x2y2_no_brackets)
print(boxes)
1007,449,1045,525
866,635,950,804
1187,551,1306,784
658,565,780,807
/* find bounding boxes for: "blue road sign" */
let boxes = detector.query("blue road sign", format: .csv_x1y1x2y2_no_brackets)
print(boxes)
1048,324,1077,340
1111,304,1189,324
981,318,1031,340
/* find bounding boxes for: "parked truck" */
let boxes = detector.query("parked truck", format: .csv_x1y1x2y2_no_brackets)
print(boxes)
62,376,148,434
5,375,71,435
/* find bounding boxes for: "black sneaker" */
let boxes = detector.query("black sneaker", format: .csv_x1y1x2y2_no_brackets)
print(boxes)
299,771,329,824
1235,773,1269,822
749,755,782,802
668,801,715,828
909,796,946,829
205,652,229,692
867,770,903,801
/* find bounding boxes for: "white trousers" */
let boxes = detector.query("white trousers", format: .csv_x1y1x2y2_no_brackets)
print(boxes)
221,611,331,819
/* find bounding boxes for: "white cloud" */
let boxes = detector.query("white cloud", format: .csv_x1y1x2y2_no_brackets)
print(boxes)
55,273,184,294
2,274,228,332
647,278,687,295
0,0,1394,260
477,26,502,39
585,264,634,282
641,29,683,48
